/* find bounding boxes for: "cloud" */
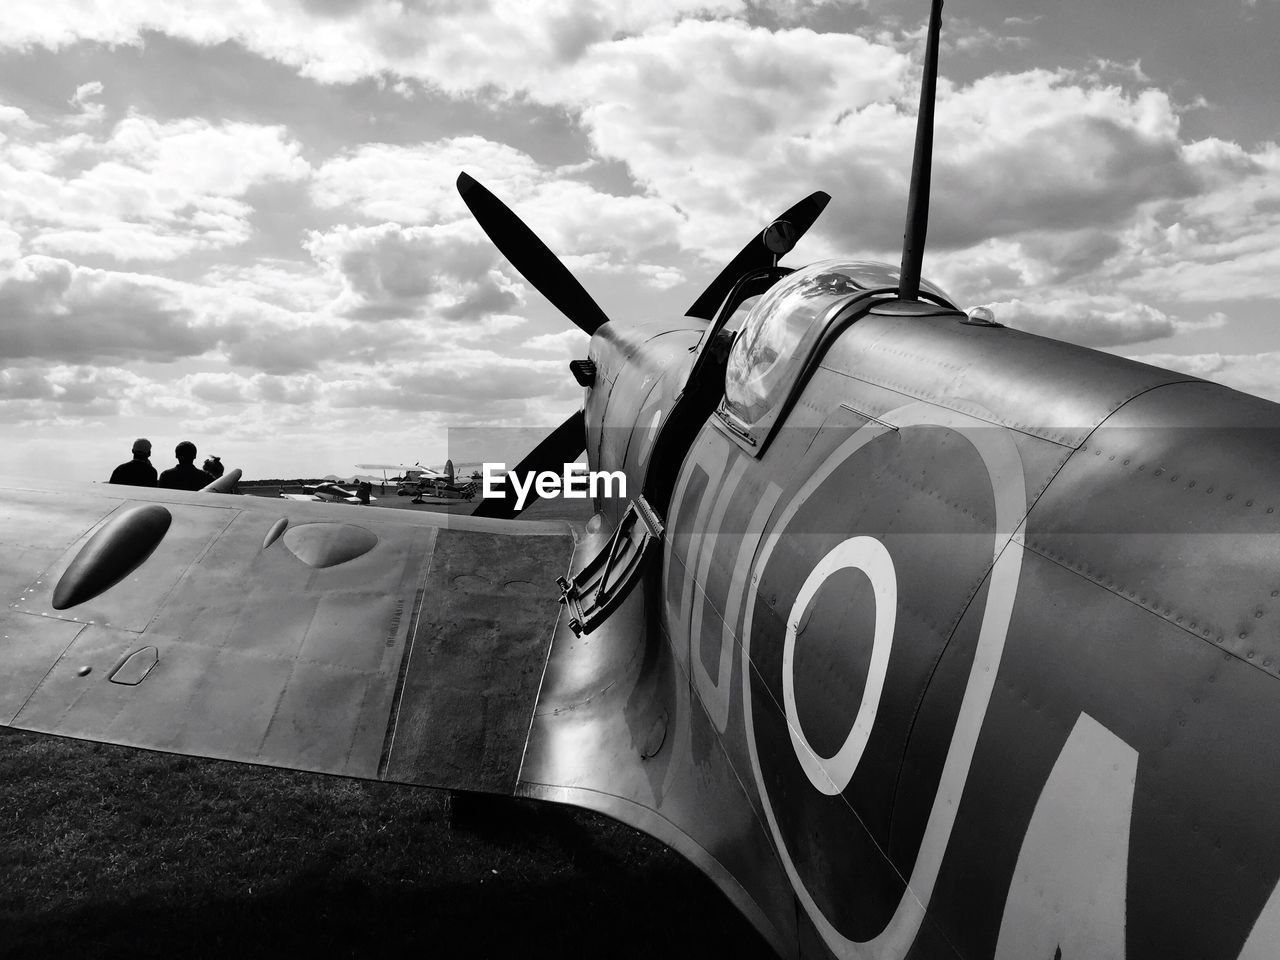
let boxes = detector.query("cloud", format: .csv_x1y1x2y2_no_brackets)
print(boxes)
0,366,58,401
220,321,354,374
0,363,151,421
311,136,524,225
0,7,1230,284
201,261,340,314
1123,351,1280,403
312,137,536,225
551,19,910,253
0,254,227,362
525,328,590,355
0,0,745,89
0,109,309,261
184,372,253,404
67,80,105,126
304,221,523,322
0,104,39,131
989,292,1176,347
325,352,574,414
313,136,685,266
751,0,870,22
1117,141,1280,302
813,72,1195,253
3,3,1280,480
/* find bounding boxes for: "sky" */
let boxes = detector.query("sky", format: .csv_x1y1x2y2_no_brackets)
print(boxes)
1,0,1278,481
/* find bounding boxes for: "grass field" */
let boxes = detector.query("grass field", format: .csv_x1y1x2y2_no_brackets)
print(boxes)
1,729,773,959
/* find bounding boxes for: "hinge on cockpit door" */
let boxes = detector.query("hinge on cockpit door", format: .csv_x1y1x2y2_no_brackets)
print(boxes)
556,495,664,637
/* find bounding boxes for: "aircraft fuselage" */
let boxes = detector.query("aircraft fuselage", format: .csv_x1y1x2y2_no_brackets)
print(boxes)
574,267,1280,959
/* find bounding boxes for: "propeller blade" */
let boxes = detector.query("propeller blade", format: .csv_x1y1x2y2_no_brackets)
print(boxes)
684,191,831,320
472,410,586,520
200,468,241,494
457,172,611,335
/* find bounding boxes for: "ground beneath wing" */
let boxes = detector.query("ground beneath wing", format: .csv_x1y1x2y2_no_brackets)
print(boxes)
0,477,575,795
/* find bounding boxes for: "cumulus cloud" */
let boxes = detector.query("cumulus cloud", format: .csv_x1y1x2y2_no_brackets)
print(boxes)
0,366,58,401
304,221,523,322
0,109,309,261
1117,142,1280,302
2,5,1253,293
67,80,106,126
184,372,253,405
0,254,226,362
0,363,151,421
326,352,574,414
221,321,355,374
312,137,533,224
1123,351,1280,403
989,293,1176,348
313,136,685,267
0,104,39,132
3,2,1279,478
0,0,744,88
525,328,590,354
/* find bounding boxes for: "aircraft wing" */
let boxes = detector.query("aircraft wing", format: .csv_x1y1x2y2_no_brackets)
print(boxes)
0,477,575,794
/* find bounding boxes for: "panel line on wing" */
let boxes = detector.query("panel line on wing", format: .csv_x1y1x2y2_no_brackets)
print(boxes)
2,615,87,725
377,540,438,780
514,531,579,786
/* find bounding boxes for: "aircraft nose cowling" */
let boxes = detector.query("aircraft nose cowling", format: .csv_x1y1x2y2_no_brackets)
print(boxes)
52,504,173,609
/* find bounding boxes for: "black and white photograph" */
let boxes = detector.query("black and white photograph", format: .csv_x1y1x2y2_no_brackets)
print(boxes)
3,1,1280,957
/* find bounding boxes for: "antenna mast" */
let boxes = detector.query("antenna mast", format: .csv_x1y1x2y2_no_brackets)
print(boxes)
898,0,944,301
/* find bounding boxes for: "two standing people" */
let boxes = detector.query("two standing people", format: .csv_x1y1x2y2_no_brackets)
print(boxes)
108,439,215,491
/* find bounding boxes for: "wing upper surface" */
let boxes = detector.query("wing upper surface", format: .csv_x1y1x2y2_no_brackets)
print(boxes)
0,478,574,794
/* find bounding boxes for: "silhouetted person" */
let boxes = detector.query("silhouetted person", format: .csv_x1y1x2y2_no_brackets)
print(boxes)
202,456,224,479
159,440,213,491
357,481,372,505
109,438,157,487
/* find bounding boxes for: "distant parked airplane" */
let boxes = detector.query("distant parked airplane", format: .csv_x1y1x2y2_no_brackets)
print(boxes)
279,481,375,505
355,461,477,501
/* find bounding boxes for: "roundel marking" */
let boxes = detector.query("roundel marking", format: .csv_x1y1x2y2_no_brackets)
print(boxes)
784,535,896,796
740,399,1029,959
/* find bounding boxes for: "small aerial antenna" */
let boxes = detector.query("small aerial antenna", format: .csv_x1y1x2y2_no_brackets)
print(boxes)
898,0,944,301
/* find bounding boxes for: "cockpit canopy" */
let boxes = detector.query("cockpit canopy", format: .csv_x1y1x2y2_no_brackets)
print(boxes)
720,260,953,448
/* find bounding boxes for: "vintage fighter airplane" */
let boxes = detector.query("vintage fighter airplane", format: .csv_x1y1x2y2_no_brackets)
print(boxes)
2,2,1278,957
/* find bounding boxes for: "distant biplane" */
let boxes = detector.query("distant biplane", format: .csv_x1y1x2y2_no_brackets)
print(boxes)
3,2,1278,958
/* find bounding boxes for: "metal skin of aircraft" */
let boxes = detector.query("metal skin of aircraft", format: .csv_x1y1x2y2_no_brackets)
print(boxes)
2,2,1279,958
